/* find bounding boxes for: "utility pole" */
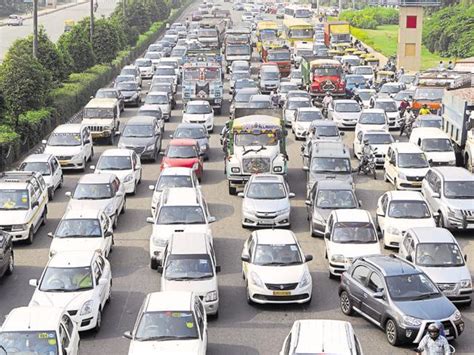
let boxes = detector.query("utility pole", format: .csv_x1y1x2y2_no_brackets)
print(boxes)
33,0,38,58
122,0,126,17
89,0,94,42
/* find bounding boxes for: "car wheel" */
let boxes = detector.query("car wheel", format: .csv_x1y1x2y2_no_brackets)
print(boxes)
150,258,158,270
90,147,94,161
58,176,63,189
328,270,336,280
95,308,102,332
121,198,126,214
41,207,47,226
339,291,354,316
5,252,14,276
48,187,54,201
26,228,34,245
385,319,402,346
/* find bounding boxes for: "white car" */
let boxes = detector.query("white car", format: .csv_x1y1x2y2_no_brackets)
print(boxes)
18,153,63,200
355,88,376,109
353,130,394,167
283,97,312,127
134,58,154,79
0,306,80,355
324,209,381,278
91,149,142,195
384,142,430,190
65,173,126,228
372,98,401,128
239,174,295,228
143,92,172,121
147,188,216,269
328,99,362,128
149,167,200,218
29,251,112,332
376,191,436,249
351,65,374,82
292,107,323,140
160,232,220,316
43,124,94,171
6,14,23,26
124,291,207,355
355,108,388,135
49,209,114,257
182,100,215,132
409,127,456,166
241,229,313,304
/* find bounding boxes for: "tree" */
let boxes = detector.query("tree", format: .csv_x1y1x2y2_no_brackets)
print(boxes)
156,0,171,20
91,19,122,63
58,24,96,73
0,52,52,118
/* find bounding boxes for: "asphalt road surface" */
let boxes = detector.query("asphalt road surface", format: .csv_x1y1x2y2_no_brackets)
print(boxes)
0,0,118,60
1,2,473,354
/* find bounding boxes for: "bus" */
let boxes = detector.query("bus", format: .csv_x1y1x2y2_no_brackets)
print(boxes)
284,5,313,20
282,18,314,47
256,21,279,54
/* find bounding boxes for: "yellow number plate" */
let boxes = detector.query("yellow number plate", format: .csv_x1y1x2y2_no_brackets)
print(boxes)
272,291,290,296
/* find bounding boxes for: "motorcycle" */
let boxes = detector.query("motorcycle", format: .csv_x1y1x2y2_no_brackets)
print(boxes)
399,109,416,137
358,148,377,179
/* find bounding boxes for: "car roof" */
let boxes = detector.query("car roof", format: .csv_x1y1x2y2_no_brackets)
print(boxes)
311,120,337,127
61,208,102,220
288,96,310,102
334,99,358,104
408,227,456,244
333,209,370,222
311,142,348,156
297,107,321,112
410,127,447,139
250,94,271,101
78,173,115,184
362,254,418,276
2,306,65,332
48,250,97,268
236,88,259,94
126,116,156,125
162,187,200,206
170,232,209,254
390,142,423,153
160,167,193,176
100,148,133,157
317,180,353,190
432,166,474,181
254,229,296,245
375,98,396,103
249,174,284,183
169,138,198,146
361,108,385,114
386,190,425,201
187,100,209,105
363,130,391,136
23,153,53,163
176,123,207,130
52,124,82,134
145,291,193,312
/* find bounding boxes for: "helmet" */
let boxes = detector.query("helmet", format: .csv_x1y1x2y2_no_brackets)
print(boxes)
428,323,440,339
326,91,331,95
422,104,428,108
363,139,369,145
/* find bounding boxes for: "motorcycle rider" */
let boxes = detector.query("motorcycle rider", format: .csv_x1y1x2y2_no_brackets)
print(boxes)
358,139,375,173
322,91,333,117
399,108,416,137
398,98,411,116
352,91,363,106
415,323,451,355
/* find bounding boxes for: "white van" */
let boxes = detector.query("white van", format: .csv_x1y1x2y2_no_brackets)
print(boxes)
409,127,456,166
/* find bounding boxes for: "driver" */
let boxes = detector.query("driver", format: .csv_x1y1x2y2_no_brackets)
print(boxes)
72,268,92,289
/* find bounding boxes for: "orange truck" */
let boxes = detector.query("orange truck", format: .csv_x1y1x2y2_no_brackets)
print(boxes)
323,21,351,48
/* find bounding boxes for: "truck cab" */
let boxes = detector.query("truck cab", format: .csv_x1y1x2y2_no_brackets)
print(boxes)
301,58,345,98
82,98,120,145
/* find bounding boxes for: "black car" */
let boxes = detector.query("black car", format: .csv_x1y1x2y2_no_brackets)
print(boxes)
116,81,141,107
339,254,464,346
95,88,125,112
0,231,13,277
118,116,162,161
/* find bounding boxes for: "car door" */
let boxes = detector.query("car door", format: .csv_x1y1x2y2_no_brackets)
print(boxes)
348,264,371,311
132,152,142,182
360,271,386,325
154,121,163,150
82,127,93,160
385,148,396,181
100,212,113,254
306,183,317,218
422,170,440,213
61,314,80,354
113,178,124,213
354,131,363,158
194,298,207,354
58,323,72,355
50,157,62,190
94,257,107,307
376,193,388,231
324,214,334,256
29,181,42,229
242,235,255,278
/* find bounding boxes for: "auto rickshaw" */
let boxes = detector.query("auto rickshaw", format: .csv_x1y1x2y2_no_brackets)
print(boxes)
353,50,366,58
64,19,75,32
344,47,357,55
328,49,344,57
333,43,351,51
375,70,395,84
365,57,380,69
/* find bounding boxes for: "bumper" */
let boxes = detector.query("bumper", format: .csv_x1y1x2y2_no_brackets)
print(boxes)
140,148,156,160
70,312,99,332
294,129,307,139
329,261,351,276
445,289,473,304
58,157,85,170
396,178,423,190
335,119,357,128
411,318,464,343
242,211,290,227
383,231,402,248
203,299,219,315
91,130,112,139
8,229,30,241
248,284,311,304
140,72,153,79
445,214,474,230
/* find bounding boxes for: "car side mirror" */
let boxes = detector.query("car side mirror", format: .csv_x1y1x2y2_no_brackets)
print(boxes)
65,191,72,198
373,291,384,299
41,140,47,145
169,134,174,138
241,255,250,262
216,265,221,273
116,191,124,197
303,166,309,171
406,255,413,262
84,139,91,145
149,185,155,191
237,192,244,198
324,232,330,239
123,331,133,340
146,217,154,224
464,254,468,262
432,192,440,199
90,165,96,170
305,199,311,206
105,231,113,238
376,210,385,217
157,265,163,273
47,232,54,238
31,201,39,208
208,216,216,223
29,279,38,287
288,192,295,198
358,200,363,207
305,254,313,262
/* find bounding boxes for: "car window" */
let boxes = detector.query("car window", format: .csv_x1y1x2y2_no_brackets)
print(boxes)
381,194,388,213
352,265,371,285
248,236,255,258
367,272,384,293
59,324,70,350
93,260,102,284
283,333,292,355
61,314,75,338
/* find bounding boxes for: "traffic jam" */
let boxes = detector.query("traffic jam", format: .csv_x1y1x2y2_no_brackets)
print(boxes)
0,0,473,354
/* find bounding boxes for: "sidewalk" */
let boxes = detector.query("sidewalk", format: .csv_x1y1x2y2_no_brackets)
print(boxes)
0,0,88,27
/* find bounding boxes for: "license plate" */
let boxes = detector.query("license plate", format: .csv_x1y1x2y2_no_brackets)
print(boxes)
259,220,273,225
273,291,290,296
58,160,68,165
445,329,450,336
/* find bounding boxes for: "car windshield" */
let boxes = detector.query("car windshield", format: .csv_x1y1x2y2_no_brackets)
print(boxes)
316,190,357,208
419,119,442,128
289,28,314,38
388,201,431,218
380,85,400,94
332,222,377,243
48,133,81,146
288,100,311,110
268,51,291,61
156,206,205,224
280,85,298,94
246,182,286,199
155,68,175,76
232,72,250,81
19,161,51,176
156,175,193,191
235,132,278,146
138,110,161,120
39,266,93,292
444,181,474,199
166,145,197,158
354,67,373,75
375,101,397,112
136,59,151,67
165,254,214,280
145,95,168,105
359,112,385,124
55,218,102,238
298,111,322,122
121,68,136,76
123,124,154,138
296,49,313,57
115,75,134,84
335,102,361,112
421,138,452,152
261,71,279,80
311,158,351,173
315,126,339,137
0,189,29,210
346,76,365,84
366,133,394,145
227,45,250,55
145,52,162,60
358,91,375,100
398,153,429,168
249,99,271,108
175,127,207,139
313,67,341,76
84,107,114,119
97,156,132,170
291,71,302,79
253,244,302,266
414,87,444,101
235,80,257,90
386,273,440,301
186,104,211,114
198,29,216,37
134,311,198,341
295,8,312,18
260,30,277,41
117,82,138,91
416,243,464,267
96,90,117,99
394,91,413,101
73,183,113,200
0,331,59,354
235,91,256,102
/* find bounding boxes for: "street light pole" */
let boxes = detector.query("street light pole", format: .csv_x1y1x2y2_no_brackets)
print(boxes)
123,0,126,17
33,0,38,58
90,0,94,42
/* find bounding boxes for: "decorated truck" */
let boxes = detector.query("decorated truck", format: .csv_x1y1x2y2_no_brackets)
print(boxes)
225,115,288,195
301,57,345,98
324,21,351,48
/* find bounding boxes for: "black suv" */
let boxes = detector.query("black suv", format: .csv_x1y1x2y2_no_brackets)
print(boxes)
339,254,464,346
0,231,13,277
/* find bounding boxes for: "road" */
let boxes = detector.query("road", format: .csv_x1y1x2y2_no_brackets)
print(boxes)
1,1,473,354
0,0,118,60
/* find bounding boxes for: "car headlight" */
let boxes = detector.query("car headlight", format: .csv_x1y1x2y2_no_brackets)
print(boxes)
11,224,27,232
450,310,462,322
312,212,325,224
275,207,290,214
205,290,218,302
273,166,283,173
401,315,422,327
398,172,407,180
249,271,264,288
145,144,155,151
123,174,134,183
73,153,83,160
460,279,472,289
387,226,400,235
448,207,462,217
80,300,94,316
153,237,168,247
298,271,311,288
331,254,345,263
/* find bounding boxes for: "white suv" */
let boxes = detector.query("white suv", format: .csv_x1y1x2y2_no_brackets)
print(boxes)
29,251,112,332
147,187,216,269
0,171,49,244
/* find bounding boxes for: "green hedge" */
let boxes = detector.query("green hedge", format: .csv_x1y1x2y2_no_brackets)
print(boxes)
340,7,399,29
17,108,57,151
0,125,20,171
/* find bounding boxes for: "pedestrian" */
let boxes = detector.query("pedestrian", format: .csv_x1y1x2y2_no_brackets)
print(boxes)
415,323,451,355
447,61,454,70
438,61,445,70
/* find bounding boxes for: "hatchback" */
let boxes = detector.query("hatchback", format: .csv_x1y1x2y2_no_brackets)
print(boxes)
161,139,204,181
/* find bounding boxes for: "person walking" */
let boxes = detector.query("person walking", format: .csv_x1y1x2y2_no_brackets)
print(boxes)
415,323,451,355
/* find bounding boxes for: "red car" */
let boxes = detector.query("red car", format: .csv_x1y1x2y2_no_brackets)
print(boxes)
161,139,204,181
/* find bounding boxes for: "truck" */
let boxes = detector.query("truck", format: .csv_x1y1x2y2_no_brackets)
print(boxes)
323,21,351,48
182,56,224,114
225,115,288,195
199,18,228,48
261,43,292,77
301,57,345,98
442,87,474,171
224,33,252,67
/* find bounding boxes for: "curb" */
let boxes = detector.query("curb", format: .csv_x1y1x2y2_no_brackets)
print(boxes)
0,0,88,27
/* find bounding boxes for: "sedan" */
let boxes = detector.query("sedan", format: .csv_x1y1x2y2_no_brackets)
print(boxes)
116,81,141,107
172,123,210,160
328,99,362,128
7,14,23,26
